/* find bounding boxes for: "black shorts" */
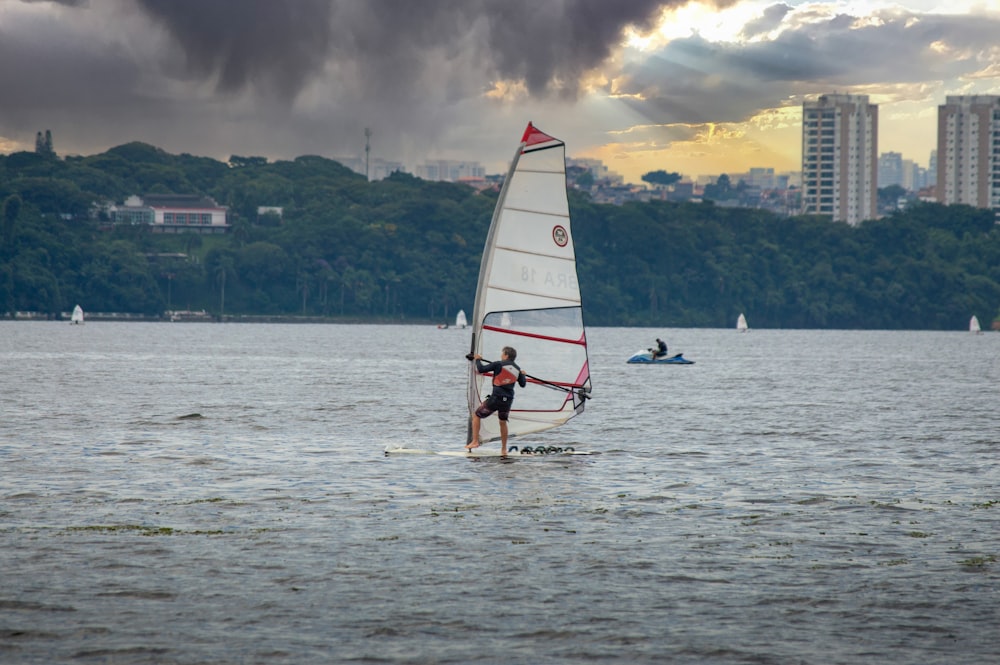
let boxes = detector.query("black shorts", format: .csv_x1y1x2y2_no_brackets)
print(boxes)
475,394,512,421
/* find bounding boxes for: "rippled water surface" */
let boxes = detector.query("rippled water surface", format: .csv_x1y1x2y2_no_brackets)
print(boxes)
1,322,998,664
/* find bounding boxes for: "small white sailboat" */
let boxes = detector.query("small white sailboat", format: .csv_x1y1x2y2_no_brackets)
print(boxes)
737,312,748,332
71,305,84,325
455,309,467,329
970,315,981,334
386,122,592,457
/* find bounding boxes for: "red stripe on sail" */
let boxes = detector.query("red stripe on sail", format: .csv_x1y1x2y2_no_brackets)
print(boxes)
482,324,586,346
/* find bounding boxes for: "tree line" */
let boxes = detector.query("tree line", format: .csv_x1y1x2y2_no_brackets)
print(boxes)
1,142,998,330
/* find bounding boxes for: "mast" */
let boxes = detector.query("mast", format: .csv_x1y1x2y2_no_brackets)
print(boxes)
466,131,527,443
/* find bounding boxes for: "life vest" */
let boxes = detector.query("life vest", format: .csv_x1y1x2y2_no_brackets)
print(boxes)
492,362,521,387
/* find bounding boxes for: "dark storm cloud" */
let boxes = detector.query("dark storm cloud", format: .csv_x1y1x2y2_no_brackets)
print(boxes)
3,0,995,170
1,0,709,160
136,0,335,98
19,0,87,5
135,0,675,99
617,8,1000,126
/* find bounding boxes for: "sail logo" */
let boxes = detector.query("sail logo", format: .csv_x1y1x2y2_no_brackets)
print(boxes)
552,225,568,247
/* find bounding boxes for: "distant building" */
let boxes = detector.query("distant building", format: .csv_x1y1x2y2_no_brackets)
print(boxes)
414,160,485,182
936,95,1000,218
801,93,878,225
590,183,647,205
109,194,229,234
745,167,776,189
667,181,695,201
567,158,624,186
257,206,283,221
878,152,903,188
335,156,407,181
109,196,155,226
902,159,931,192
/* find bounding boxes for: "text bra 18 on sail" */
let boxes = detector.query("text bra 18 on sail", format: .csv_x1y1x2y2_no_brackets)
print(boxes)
467,123,592,446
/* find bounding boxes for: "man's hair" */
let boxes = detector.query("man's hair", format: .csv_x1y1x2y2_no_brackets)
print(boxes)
502,346,517,361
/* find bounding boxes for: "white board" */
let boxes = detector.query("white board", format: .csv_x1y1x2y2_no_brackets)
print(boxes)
384,446,591,458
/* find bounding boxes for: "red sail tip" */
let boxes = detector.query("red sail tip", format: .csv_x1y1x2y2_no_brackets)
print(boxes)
521,122,558,147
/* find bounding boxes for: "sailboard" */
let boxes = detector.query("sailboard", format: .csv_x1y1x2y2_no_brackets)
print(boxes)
736,312,748,332
383,445,592,458
455,309,468,329
71,305,84,325
385,122,592,459
970,315,981,334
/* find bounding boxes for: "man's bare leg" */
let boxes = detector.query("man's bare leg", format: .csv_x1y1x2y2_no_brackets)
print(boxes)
499,420,508,456
465,414,482,449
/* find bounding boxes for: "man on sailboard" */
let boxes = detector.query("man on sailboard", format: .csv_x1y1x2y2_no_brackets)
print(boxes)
465,346,527,456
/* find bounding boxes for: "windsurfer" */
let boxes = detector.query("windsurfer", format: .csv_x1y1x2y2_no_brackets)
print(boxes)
465,346,527,456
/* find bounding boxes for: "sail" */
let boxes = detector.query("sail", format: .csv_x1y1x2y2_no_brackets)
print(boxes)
467,123,591,444
71,305,84,324
737,313,748,332
970,315,981,333
455,309,467,329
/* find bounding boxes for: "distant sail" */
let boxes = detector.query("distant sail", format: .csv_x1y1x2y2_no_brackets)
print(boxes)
970,315,981,334
466,123,591,444
737,313,748,332
455,309,467,329
71,305,84,325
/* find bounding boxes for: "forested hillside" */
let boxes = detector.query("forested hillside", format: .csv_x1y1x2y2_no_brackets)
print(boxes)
2,144,999,329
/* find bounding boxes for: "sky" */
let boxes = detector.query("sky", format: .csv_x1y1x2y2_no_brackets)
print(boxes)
1,0,998,184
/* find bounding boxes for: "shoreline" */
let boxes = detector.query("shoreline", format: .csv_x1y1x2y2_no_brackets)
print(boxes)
6,311,441,325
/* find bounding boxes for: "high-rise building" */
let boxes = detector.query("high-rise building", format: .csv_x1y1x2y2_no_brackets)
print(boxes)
936,95,1000,216
801,93,878,225
878,152,904,188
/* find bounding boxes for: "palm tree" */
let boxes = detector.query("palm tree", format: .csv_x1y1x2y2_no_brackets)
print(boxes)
214,256,235,320
2,194,21,248
296,267,311,315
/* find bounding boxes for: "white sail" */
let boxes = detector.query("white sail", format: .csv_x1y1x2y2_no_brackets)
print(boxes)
467,123,591,444
455,309,467,329
71,305,84,324
970,315,981,333
737,313,748,332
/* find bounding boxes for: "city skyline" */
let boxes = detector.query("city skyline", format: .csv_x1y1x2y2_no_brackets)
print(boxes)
1,0,998,183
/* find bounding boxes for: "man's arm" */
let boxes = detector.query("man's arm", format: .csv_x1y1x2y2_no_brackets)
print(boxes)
474,357,496,374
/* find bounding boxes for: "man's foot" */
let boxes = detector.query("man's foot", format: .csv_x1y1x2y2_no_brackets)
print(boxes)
464,441,481,450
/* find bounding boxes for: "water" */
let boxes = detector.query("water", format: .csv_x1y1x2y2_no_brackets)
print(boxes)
1,322,998,664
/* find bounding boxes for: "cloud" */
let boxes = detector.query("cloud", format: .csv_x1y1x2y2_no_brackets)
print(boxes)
0,0,997,179
136,0,335,98
129,0,692,104
614,6,1000,127
0,0,702,163
739,3,791,39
